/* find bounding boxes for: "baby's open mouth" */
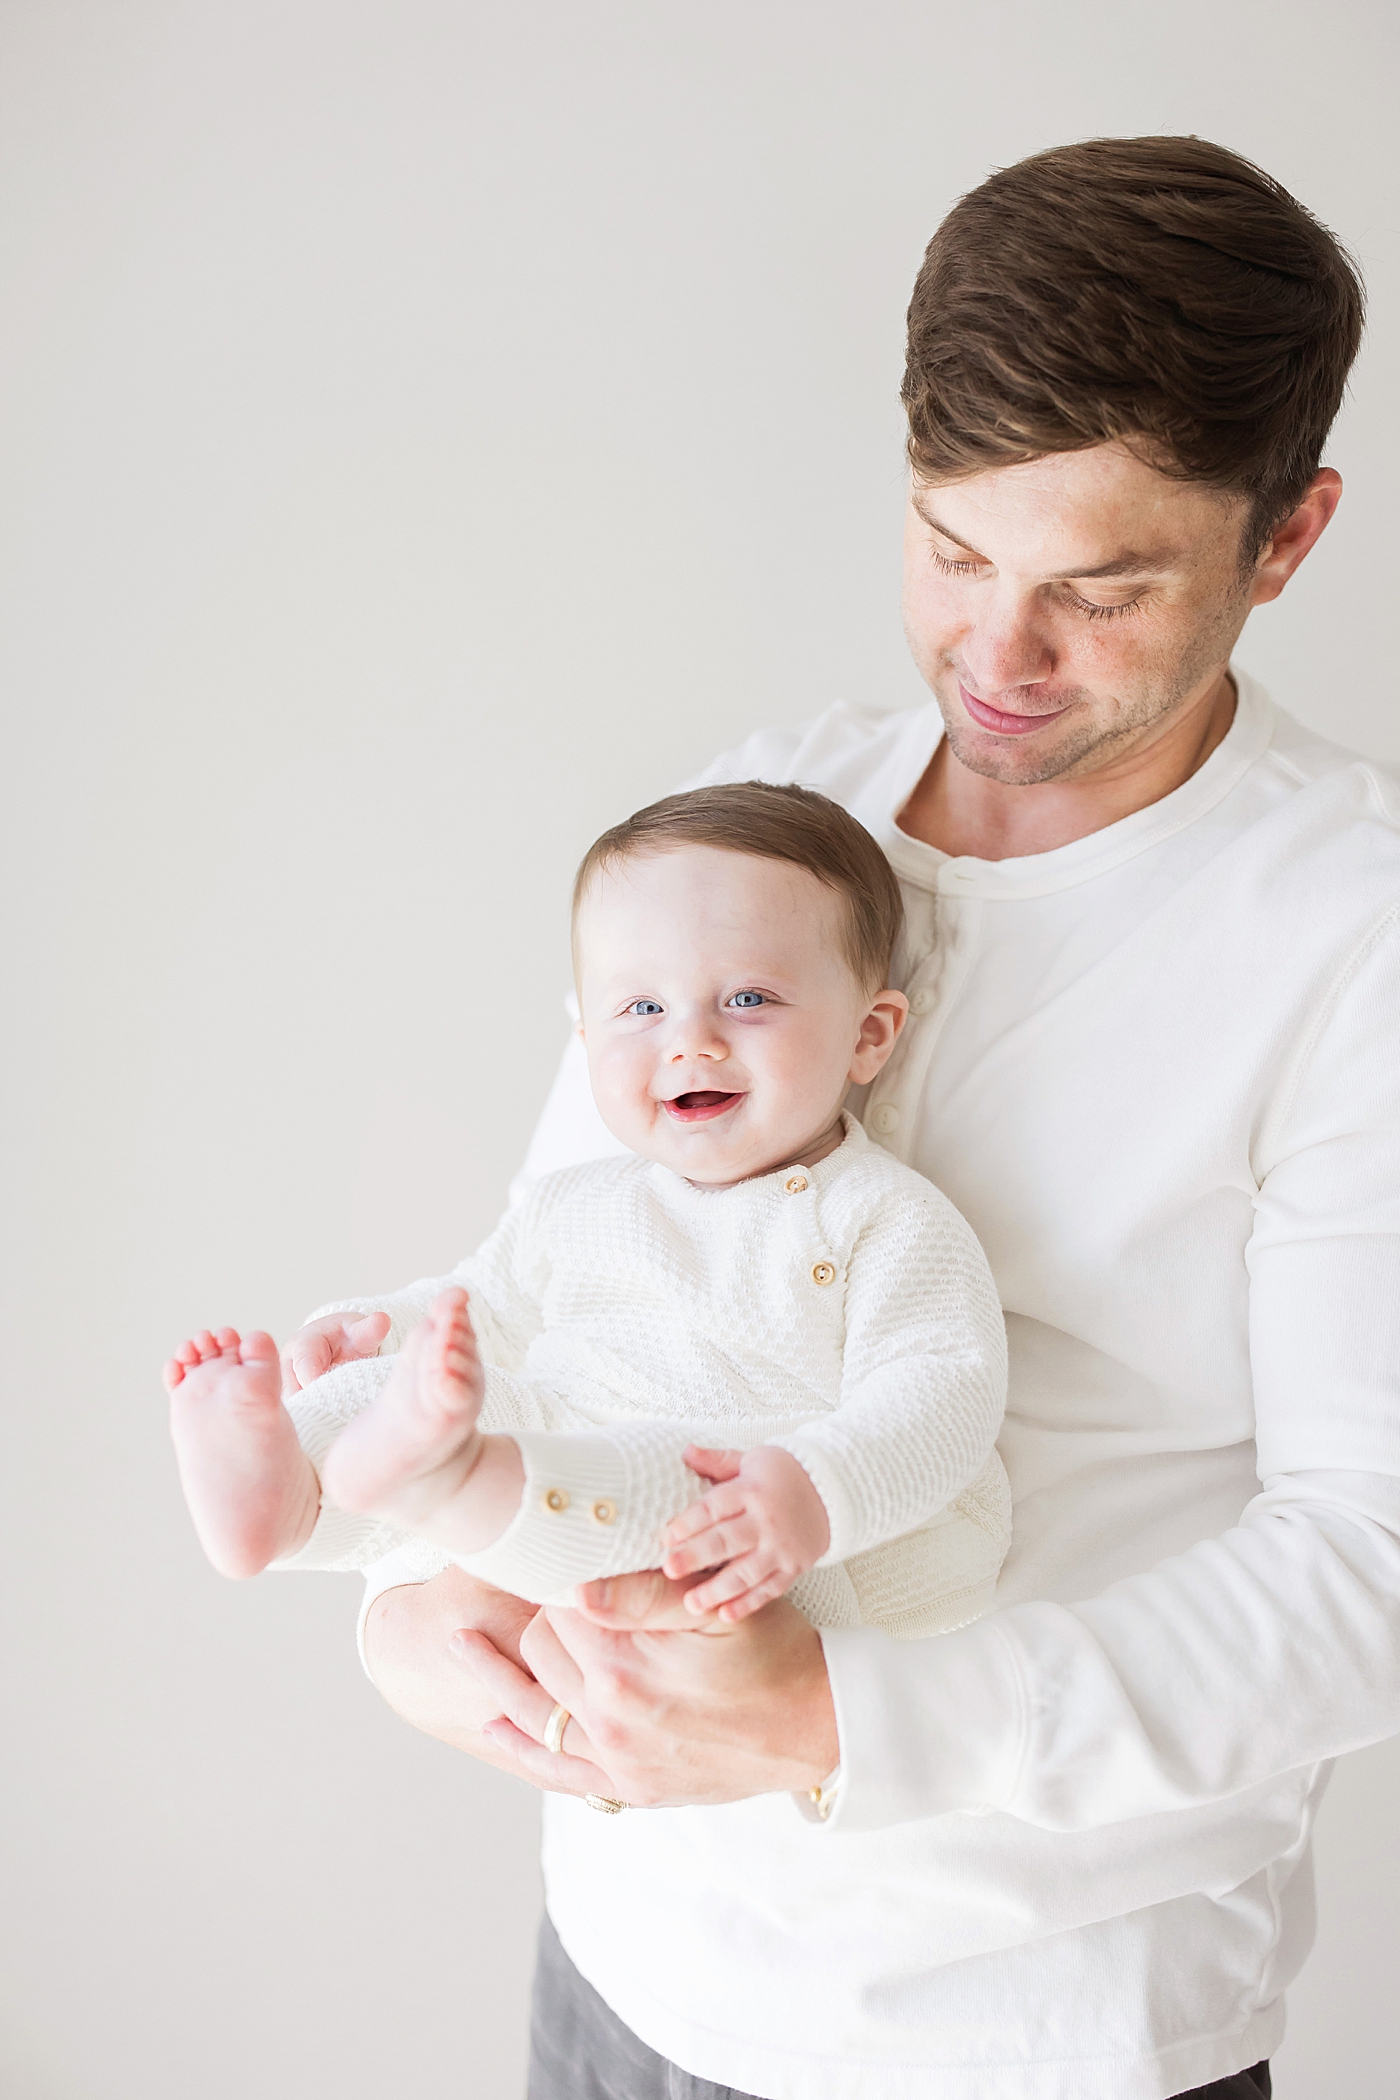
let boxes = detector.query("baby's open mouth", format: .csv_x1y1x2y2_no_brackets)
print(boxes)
662,1091,745,1123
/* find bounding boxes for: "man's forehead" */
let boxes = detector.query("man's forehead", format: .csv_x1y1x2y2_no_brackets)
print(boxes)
911,450,1241,574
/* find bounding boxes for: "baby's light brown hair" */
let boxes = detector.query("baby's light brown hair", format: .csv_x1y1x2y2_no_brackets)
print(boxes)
572,781,904,992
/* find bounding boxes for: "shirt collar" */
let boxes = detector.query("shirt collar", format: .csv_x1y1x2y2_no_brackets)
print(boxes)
871,666,1275,900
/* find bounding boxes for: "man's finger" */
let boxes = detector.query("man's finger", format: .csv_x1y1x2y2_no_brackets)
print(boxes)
519,1608,589,1712
451,1629,621,1794
478,1717,619,1798
450,1626,587,1751
571,1567,721,1630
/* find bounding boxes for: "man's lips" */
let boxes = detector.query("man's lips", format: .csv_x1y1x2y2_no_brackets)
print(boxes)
661,1090,745,1124
959,682,1073,736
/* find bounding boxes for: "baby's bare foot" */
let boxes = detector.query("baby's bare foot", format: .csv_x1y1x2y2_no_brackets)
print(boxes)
321,1288,489,1539
166,1328,321,1578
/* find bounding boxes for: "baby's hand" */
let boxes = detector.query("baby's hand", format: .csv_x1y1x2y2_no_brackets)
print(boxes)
661,1446,832,1622
280,1311,391,1396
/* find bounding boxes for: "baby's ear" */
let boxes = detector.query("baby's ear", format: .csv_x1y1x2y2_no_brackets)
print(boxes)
848,988,909,1083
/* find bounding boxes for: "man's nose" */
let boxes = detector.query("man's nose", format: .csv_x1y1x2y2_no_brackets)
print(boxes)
959,588,1054,696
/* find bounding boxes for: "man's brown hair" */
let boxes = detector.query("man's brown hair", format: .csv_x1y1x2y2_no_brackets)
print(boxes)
902,135,1365,557
573,781,904,992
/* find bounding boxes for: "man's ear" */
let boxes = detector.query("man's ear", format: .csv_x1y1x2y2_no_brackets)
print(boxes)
1249,469,1342,609
848,990,909,1086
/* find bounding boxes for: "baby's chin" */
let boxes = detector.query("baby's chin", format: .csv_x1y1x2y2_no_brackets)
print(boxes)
631,1098,820,1187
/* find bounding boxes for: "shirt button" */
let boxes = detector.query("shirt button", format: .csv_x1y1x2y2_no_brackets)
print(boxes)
870,1103,900,1135
543,1488,569,1513
784,1172,810,1194
909,989,933,1016
811,1261,837,1287
591,1499,617,1525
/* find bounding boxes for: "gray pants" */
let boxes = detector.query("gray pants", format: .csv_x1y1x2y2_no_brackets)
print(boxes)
527,1915,765,2100
527,1912,1271,2100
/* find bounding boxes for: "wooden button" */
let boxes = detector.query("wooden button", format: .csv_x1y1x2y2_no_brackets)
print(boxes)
591,1498,617,1525
785,1173,810,1194
543,1488,569,1514
811,1261,837,1287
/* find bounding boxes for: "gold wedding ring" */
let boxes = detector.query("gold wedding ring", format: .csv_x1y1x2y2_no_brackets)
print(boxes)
584,1794,627,1814
543,1701,571,1756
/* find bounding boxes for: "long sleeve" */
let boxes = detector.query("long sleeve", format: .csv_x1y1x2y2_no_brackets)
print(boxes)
772,1183,1008,1562
826,909,1400,1832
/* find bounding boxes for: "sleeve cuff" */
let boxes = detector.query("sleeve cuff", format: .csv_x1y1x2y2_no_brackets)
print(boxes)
818,1616,1027,1830
451,1426,704,1603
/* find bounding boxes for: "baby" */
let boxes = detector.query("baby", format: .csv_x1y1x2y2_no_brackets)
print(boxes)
167,782,1010,1640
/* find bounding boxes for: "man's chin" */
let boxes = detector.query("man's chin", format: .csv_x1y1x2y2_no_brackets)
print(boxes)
942,713,1099,787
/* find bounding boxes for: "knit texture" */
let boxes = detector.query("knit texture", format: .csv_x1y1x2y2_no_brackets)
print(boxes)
278,1117,1010,1635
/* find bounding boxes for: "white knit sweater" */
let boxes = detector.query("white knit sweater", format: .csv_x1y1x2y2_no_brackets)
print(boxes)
280,1116,1011,1636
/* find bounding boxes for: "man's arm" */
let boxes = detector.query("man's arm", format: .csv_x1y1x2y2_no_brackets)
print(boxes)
363,1560,839,1807
822,910,1400,1832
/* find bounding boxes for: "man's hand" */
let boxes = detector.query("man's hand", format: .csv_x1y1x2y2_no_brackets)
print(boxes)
458,1569,839,1807
280,1310,391,1397
660,1444,833,1622
364,1564,838,1808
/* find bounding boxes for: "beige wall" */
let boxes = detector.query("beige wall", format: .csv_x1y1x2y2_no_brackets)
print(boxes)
2,3,1396,2094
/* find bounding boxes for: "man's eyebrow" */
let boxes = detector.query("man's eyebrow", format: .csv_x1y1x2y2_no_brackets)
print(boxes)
912,498,1173,581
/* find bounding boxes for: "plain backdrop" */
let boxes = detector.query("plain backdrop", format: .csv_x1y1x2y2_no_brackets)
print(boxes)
2,3,1397,2095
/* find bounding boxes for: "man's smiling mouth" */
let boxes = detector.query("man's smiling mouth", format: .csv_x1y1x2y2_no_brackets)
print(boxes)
661,1091,746,1123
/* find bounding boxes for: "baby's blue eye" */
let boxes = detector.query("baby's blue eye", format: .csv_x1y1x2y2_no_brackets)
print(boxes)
729,991,765,1009
629,999,664,1016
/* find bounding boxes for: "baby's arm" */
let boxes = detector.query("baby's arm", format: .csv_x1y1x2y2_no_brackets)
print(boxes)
764,1181,1009,1568
660,1446,833,1622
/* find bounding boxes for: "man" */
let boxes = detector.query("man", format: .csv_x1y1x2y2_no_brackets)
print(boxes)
311,138,1397,2098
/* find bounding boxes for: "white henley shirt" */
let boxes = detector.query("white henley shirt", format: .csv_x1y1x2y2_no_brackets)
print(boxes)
352,669,1400,2100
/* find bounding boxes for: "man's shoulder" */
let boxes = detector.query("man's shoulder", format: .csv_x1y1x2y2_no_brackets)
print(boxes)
1264,700,1400,813
1231,686,1400,900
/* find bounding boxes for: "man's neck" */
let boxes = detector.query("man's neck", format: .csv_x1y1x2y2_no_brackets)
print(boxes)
898,669,1238,862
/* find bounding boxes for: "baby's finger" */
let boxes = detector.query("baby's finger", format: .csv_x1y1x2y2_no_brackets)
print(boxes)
683,1444,744,1482
662,1512,760,1580
685,1553,782,1614
290,1332,333,1388
663,1481,746,1547
347,1311,391,1356
715,1576,790,1623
